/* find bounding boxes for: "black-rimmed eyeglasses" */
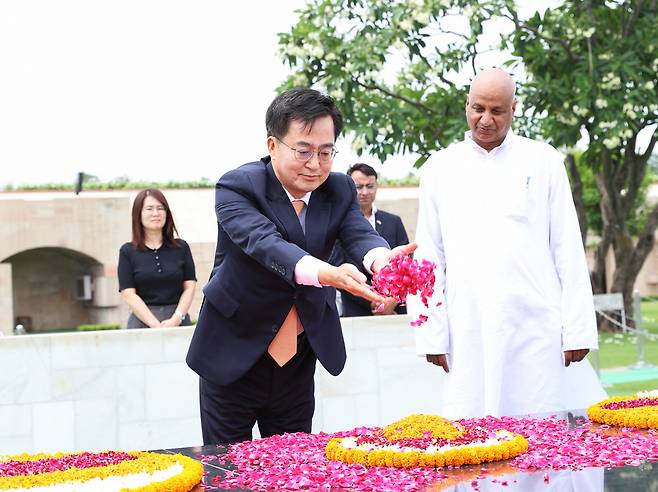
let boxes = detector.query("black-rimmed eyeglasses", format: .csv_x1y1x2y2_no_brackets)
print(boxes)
276,137,338,163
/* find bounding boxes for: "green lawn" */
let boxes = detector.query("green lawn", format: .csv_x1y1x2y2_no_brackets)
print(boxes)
592,300,658,369
590,299,658,395
604,378,658,396
591,332,658,369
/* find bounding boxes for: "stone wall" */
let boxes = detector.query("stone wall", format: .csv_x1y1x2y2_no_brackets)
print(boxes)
0,316,444,454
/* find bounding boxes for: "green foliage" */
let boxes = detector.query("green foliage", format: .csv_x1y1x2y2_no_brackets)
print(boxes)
278,0,512,165
379,173,420,187
77,323,121,332
509,3,657,154
2,176,215,191
280,0,658,298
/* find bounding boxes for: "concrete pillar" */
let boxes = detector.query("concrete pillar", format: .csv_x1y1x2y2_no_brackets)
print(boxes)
0,263,14,336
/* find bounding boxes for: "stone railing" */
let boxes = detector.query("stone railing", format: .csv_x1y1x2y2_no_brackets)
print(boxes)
0,315,444,455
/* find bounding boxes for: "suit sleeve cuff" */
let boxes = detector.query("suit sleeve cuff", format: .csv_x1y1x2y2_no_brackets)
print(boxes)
363,247,390,274
294,255,326,288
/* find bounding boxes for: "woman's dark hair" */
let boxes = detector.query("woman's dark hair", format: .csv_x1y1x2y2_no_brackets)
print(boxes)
131,188,180,250
266,88,344,140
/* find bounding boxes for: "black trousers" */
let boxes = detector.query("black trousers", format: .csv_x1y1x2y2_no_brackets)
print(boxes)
199,332,317,445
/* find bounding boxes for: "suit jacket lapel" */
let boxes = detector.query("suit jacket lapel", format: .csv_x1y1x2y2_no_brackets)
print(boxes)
265,162,306,248
375,210,383,235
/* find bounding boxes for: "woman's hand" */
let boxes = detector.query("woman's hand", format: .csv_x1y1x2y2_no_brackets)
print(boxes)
160,316,181,328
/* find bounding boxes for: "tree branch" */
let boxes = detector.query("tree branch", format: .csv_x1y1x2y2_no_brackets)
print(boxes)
352,77,439,114
501,12,577,63
623,0,643,37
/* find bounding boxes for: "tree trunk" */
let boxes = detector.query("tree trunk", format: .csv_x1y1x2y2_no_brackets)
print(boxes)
590,232,610,295
610,231,637,328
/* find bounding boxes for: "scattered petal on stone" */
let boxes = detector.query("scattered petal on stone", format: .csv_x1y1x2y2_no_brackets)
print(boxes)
208,416,658,490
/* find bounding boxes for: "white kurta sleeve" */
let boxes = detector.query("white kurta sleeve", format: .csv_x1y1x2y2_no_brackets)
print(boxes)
411,164,451,356
548,152,599,351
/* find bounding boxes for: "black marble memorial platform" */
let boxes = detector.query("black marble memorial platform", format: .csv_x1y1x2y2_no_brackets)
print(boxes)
159,410,658,491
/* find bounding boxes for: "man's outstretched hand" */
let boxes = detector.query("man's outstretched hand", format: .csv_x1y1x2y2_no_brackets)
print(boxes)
426,354,450,373
318,263,386,305
564,349,589,367
371,243,417,273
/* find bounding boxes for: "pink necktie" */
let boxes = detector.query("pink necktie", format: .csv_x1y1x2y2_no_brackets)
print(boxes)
267,200,306,366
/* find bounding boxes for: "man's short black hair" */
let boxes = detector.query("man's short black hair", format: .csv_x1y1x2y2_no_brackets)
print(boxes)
347,163,378,180
266,88,344,141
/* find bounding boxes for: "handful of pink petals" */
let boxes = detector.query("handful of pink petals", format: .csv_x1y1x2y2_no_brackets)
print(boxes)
371,252,439,326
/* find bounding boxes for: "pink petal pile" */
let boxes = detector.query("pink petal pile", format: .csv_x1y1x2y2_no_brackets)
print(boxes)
601,397,658,410
202,415,658,491
371,252,438,326
0,451,136,477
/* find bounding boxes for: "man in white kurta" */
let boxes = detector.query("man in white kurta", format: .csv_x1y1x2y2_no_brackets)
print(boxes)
413,68,606,419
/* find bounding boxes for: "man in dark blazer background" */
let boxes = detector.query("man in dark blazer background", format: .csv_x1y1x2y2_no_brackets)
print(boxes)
329,163,410,317
186,88,415,445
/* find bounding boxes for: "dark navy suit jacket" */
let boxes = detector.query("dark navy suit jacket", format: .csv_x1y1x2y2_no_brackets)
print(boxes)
329,209,409,317
186,157,389,386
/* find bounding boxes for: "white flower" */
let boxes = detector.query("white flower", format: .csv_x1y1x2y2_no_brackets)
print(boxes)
603,136,621,149
399,18,414,31
599,121,617,129
595,99,608,109
289,46,306,58
645,81,655,90
352,134,367,153
378,126,388,136
344,62,355,72
329,88,344,100
325,52,338,62
573,105,589,117
310,46,324,59
622,128,633,138
601,72,621,90
599,53,612,61
583,27,595,37
412,9,431,24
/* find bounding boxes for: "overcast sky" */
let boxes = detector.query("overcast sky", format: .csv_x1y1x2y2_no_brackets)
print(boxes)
0,0,563,187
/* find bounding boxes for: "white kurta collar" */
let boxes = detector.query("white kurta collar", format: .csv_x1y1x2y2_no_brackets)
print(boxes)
465,129,515,156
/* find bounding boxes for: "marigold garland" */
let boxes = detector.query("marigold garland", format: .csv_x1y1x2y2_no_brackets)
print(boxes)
382,414,464,441
587,392,658,429
0,451,203,491
325,414,528,468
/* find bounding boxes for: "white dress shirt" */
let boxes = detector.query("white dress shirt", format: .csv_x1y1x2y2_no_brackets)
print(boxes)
281,188,388,288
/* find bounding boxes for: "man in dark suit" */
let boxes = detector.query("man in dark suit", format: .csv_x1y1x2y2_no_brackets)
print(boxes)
330,163,410,317
186,88,415,445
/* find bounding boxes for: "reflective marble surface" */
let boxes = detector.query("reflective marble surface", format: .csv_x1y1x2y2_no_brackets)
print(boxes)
159,410,658,491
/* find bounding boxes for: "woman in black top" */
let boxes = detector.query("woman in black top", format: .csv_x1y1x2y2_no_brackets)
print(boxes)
118,189,197,328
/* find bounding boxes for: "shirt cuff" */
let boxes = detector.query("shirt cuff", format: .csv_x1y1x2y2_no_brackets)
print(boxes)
294,255,326,288
363,247,390,274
